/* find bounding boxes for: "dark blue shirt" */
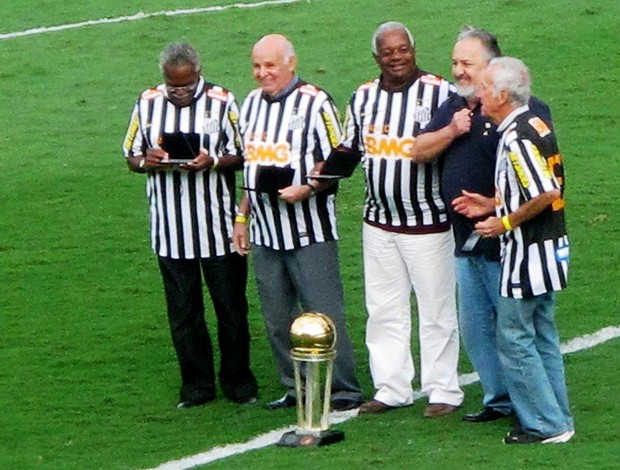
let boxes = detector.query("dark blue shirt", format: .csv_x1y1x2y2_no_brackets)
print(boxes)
422,94,552,260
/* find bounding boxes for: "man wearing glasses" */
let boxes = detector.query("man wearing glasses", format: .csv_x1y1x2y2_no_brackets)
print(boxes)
122,42,258,409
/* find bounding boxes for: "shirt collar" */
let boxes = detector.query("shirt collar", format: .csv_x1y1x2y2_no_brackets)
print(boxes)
497,104,529,132
263,75,301,102
378,68,423,93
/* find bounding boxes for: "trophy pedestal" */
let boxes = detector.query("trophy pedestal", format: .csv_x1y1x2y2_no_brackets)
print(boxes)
277,430,345,447
278,312,345,449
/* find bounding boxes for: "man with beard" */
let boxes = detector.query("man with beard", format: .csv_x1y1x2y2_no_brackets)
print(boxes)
411,27,552,423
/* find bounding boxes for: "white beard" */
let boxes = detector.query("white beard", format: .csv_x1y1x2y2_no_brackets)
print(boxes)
456,84,475,98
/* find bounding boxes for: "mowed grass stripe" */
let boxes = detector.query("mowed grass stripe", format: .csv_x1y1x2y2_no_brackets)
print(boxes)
0,0,305,40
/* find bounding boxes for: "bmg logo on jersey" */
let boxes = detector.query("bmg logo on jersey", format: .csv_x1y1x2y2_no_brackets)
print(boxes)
364,135,415,158
245,141,292,163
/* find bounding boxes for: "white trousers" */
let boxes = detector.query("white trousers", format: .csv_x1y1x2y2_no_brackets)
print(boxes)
363,224,463,406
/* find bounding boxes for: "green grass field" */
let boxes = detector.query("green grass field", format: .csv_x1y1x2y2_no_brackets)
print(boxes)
1,0,619,468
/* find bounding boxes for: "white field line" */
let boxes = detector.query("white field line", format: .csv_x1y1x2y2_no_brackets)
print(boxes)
0,0,306,41
148,324,620,470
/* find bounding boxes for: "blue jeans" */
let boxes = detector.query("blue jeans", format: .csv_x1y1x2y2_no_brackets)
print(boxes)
456,256,512,413
497,292,574,437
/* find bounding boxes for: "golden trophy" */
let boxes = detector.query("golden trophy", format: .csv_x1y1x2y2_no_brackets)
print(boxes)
277,312,345,447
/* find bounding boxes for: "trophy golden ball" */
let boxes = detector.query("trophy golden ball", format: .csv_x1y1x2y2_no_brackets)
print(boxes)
290,312,337,354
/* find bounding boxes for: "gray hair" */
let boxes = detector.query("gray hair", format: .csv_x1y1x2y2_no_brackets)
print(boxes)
159,43,201,73
487,57,531,106
371,21,415,55
456,25,502,62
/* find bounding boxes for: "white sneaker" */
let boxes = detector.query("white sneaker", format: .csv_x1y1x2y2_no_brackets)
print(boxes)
542,430,575,444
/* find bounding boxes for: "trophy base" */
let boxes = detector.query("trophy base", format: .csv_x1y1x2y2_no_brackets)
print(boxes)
277,430,345,447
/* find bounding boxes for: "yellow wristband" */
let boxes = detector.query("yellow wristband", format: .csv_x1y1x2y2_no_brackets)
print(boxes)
501,215,513,231
234,212,247,224
211,154,220,170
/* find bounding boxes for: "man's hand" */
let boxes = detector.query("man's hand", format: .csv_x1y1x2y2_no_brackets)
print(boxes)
452,190,495,219
144,147,170,170
310,161,325,176
181,148,216,172
408,108,472,163
449,108,472,137
474,217,504,238
278,184,314,204
232,221,250,256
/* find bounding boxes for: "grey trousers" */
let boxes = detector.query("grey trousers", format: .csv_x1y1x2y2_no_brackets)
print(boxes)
252,241,362,401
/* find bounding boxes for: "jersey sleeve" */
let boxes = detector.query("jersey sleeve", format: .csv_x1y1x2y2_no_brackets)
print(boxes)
507,134,561,201
122,101,143,158
314,95,343,160
222,91,243,157
340,96,360,151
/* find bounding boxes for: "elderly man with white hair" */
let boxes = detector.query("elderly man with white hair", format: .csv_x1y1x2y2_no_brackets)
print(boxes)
453,57,575,444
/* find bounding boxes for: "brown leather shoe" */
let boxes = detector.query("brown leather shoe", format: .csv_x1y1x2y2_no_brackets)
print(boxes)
358,399,395,414
423,403,459,418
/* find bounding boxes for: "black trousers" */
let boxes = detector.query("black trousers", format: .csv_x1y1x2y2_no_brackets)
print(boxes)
158,253,257,403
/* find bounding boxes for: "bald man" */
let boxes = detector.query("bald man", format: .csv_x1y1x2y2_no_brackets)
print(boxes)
233,34,363,412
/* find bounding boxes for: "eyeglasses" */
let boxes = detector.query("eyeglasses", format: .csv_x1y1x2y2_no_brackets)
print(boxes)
166,81,198,94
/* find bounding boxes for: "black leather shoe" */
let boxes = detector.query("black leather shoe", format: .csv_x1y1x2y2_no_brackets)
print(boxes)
331,397,363,411
234,395,258,405
222,376,258,405
264,393,296,410
224,382,258,405
462,407,512,422
176,396,215,409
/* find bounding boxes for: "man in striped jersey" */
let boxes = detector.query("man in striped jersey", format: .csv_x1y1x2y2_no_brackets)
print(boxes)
323,22,463,417
412,27,552,424
122,43,257,409
232,34,362,412
453,57,574,444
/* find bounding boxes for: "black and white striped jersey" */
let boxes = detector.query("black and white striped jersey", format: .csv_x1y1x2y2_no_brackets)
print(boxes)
239,80,341,251
341,71,455,234
122,77,242,259
495,106,569,299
